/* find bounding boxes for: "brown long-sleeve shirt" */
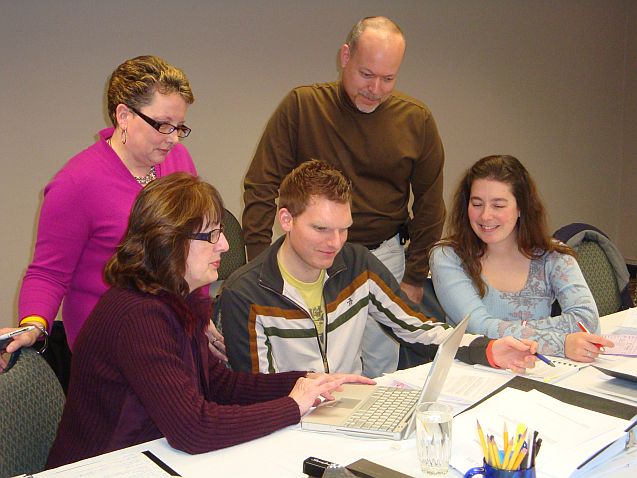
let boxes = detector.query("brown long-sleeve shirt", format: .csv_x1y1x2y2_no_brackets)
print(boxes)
242,81,445,285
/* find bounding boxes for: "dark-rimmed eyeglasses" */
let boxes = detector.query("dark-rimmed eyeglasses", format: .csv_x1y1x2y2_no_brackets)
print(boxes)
128,106,192,138
190,224,225,244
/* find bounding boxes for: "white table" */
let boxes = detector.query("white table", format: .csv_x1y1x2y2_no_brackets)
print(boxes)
33,309,637,478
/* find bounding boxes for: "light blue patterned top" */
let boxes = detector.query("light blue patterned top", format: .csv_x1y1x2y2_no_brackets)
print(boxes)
430,245,599,356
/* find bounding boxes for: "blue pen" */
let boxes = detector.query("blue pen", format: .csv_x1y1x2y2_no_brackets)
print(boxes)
535,352,555,367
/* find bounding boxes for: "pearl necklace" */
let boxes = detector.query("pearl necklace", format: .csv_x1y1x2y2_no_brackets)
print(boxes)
107,137,157,186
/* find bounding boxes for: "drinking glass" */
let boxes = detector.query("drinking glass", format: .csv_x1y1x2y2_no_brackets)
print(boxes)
416,401,453,475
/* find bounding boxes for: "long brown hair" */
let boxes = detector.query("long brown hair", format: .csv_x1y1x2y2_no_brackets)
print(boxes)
437,155,573,297
104,173,223,297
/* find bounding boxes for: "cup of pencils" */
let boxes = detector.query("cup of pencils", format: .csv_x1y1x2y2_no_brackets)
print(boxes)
463,421,540,478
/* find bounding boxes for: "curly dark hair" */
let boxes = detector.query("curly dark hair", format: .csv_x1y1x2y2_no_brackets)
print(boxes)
436,155,573,297
104,173,223,297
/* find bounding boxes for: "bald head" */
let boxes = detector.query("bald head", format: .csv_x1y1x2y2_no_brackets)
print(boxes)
345,16,405,58
340,17,406,113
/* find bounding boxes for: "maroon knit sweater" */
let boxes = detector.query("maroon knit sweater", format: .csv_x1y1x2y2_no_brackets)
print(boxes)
46,287,303,468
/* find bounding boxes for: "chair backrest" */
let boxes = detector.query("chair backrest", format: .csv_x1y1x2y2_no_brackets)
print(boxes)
553,223,632,316
397,277,443,369
217,208,247,281
0,348,65,477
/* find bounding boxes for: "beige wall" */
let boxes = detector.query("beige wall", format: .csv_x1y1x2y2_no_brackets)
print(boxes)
619,0,637,264
1,0,635,329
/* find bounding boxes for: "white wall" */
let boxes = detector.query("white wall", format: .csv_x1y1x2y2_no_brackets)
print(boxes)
1,0,635,329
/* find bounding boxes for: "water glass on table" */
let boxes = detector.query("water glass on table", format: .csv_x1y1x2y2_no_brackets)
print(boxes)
416,401,453,475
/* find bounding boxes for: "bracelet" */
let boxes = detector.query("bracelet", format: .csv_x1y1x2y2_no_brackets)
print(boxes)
24,322,49,355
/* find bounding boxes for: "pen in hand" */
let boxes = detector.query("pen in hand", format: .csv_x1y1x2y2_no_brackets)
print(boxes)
577,321,605,353
534,352,555,367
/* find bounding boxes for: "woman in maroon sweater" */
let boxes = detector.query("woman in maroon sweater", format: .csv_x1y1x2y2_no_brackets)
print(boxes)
47,173,372,468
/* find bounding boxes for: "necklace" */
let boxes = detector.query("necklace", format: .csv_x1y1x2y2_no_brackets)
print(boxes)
106,137,157,186
134,165,157,186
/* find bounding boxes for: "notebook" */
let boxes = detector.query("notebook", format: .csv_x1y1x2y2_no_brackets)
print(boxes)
474,356,588,383
300,315,470,440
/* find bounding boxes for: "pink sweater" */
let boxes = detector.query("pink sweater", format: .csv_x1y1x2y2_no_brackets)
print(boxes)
18,128,198,348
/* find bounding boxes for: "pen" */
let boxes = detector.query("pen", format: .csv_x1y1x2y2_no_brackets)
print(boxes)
534,352,555,367
532,438,542,467
577,321,605,352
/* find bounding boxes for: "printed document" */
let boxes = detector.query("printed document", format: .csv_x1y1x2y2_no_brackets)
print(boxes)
450,388,630,478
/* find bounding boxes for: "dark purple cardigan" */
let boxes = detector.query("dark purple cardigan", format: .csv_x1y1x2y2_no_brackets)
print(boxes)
47,287,303,468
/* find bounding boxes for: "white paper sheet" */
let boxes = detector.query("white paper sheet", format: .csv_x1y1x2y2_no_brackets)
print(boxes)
602,334,637,356
23,451,177,478
450,388,629,478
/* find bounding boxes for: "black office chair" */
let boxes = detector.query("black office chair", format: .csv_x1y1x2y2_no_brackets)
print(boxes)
553,223,633,316
397,277,444,369
217,208,247,281
0,348,65,477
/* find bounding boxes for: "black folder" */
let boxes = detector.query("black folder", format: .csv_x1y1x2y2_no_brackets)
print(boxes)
460,375,637,420
458,375,637,472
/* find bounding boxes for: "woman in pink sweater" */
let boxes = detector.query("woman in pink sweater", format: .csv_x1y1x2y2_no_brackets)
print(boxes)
1,56,227,369
46,173,371,467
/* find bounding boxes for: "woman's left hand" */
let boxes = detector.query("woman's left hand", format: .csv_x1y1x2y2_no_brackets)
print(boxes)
491,337,538,373
564,332,614,362
205,321,227,363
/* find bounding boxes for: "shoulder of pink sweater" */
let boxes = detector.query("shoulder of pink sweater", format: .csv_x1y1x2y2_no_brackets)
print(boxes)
161,144,197,175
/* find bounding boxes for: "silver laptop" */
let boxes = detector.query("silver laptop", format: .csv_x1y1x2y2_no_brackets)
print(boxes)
301,315,470,440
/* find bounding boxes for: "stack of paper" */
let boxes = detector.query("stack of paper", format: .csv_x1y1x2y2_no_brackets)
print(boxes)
450,387,635,478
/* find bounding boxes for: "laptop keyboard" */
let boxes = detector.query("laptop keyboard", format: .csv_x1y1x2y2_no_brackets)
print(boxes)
343,386,421,432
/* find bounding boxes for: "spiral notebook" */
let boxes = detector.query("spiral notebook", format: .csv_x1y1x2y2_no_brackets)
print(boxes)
475,357,588,383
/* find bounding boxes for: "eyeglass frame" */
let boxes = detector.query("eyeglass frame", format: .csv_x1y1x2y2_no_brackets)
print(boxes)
128,105,192,138
190,224,225,244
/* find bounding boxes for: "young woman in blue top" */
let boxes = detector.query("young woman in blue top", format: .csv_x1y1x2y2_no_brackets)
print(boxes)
430,155,613,361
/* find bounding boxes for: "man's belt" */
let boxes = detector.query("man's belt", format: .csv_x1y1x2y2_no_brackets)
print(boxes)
364,224,410,250
364,241,384,251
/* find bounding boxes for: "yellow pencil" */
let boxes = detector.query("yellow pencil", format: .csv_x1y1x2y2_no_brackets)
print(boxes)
503,423,508,453
507,425,526,467
502,438,514,469
512,448,528,470
508,429,528,470
476,420,489,463
486,437,493,466
489,437,500,468
494,437,503,468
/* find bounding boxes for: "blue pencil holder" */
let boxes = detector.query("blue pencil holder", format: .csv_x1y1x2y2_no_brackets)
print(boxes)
464,461,536,478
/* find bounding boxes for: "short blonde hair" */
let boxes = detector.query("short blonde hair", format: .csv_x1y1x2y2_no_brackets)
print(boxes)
107,55,194,126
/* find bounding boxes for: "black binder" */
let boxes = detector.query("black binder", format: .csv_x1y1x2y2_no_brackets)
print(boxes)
458,375,637,473
459,375,637,420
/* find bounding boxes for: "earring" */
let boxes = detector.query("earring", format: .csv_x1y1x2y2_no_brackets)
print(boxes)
121,128,127,145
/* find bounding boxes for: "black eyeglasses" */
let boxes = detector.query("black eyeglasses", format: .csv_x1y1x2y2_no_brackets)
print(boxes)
128,106,192,138
190,224,225,244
